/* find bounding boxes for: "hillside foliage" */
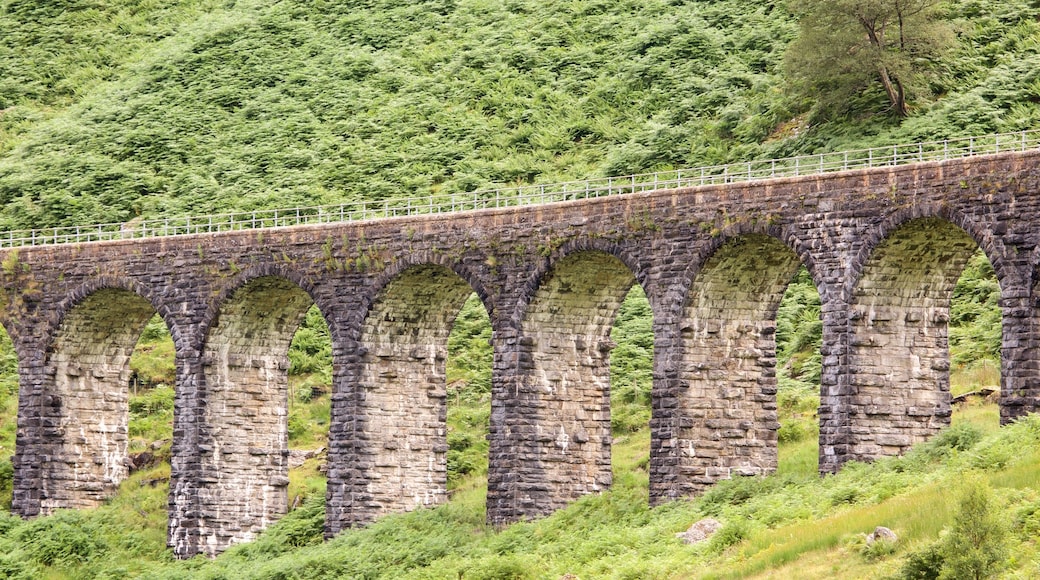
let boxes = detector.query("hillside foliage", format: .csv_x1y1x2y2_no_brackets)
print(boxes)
0,0,1037,230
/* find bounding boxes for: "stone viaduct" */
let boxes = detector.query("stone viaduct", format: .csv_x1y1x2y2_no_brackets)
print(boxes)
3,148,1040,558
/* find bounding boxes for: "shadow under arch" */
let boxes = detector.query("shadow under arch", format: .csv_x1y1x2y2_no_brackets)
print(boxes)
844,214,996,462
681,222,826,304
489,248,644,523
196,273,317,556
847,204,1013,303
342,262,488,521
671,231,810,496
19,278,175,516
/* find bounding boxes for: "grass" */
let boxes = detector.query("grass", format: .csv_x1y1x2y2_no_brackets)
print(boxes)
705,410,1039,580
951,358,1001,397
0,1,1038,230
85,404,1031,579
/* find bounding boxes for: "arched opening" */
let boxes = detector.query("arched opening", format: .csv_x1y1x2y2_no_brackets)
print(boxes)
949,250,1002,432
285,305,334,508
609,284,655,489
445,293,493,499
199,276,314,552
775,267,823,476
125,314,176,486
678,234,808,490
37,288,163,512
846,216,998,461
0,324,17,510
356,264,483,516
510,250,642,515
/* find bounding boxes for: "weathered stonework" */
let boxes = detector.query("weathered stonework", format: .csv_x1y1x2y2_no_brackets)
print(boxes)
2,150,1039,558
196,276,313,549
673,235,798,492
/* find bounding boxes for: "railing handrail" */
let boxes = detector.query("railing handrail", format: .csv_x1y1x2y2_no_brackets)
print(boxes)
1,130,1038,248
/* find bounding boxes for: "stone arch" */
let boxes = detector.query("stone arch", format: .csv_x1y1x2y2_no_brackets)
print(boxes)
514,237,651,322
352,262,485,516
672,232,806,494
198,263,330,348
33,279,173,513
499,249,641,519
373,254,492,312
844,213,991,462
196,272,316,555
848,204,1012,302
682,222,826,305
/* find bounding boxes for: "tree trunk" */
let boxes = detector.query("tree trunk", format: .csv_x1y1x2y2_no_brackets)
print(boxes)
877,66,909,117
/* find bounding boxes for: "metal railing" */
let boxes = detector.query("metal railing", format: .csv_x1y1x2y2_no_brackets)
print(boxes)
1,130,1038,248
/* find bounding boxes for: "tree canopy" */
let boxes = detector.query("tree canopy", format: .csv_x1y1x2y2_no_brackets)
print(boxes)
785,0,955,118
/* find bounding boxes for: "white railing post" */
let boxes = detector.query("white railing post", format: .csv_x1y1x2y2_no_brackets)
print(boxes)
0,131,1034,246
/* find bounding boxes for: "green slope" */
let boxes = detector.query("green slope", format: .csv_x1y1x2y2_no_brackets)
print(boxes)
1,405,1036,579
0,0,1038,229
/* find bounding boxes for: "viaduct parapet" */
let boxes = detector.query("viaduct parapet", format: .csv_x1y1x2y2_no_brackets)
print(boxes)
3,149,1040,557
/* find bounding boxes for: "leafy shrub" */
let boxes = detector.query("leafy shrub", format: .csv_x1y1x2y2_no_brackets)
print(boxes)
898,540,945,580
777,415,818,444
0,458,12,509
828,485,861,506
15,510,107,566
0,546,41,580
939,479,1007,580
129,385,175,416
465,554,535,580
915,423,984,462
856,532,898,562
1012,498,1040,538
0,509,21,535
700,476,786,516
288,306,332,378
707,518,753,552
287,408,308,441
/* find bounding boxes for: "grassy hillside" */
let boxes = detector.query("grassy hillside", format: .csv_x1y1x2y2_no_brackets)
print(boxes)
0,401,1032,579
0,0,1038,228
0,0,1035,577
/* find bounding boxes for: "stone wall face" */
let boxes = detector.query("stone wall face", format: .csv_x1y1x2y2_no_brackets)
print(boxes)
41,289,156,511
504,251,635,520
845,218,978,459
356,265,472,516
676,235,799,491
1,150,1038,557
196,276,313,551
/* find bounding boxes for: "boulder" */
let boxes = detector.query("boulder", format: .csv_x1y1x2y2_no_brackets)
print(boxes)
676,517,723,545
866,526,898,545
